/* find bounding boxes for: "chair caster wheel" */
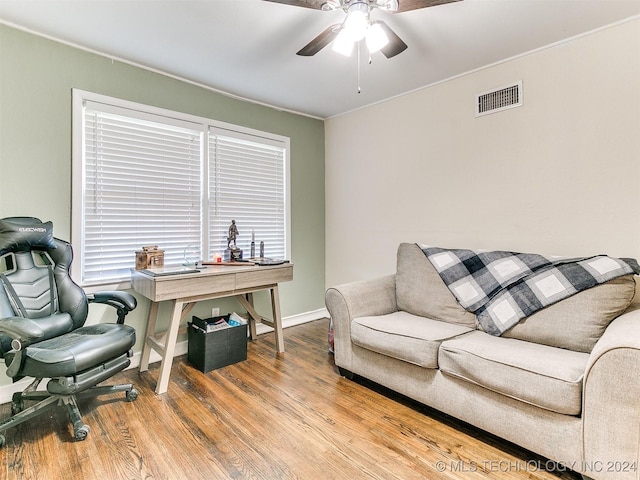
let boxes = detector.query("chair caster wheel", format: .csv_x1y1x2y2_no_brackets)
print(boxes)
74,425,90,441
126,388,138,402
11,399,23,415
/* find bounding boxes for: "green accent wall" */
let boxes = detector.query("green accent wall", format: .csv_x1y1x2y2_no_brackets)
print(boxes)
0,24,325,385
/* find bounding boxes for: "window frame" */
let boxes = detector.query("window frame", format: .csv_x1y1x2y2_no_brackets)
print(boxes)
71,89,291,290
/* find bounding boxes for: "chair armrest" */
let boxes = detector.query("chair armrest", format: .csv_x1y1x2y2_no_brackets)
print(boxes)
0,318,46,378
0,316,45,347
582,306,640,475
325,275,397,370
87,291,137,324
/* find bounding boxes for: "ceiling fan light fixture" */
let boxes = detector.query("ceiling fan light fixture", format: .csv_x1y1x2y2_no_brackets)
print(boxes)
332,28,355,56
366,22,389,53
344,1,369,41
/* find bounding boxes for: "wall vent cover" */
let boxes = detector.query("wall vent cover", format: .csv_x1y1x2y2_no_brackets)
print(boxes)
476,81,523,117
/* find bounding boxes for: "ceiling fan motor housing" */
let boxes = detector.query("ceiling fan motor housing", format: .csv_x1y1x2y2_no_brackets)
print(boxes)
322,0,399,12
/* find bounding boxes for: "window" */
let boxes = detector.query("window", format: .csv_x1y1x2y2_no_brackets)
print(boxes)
72,90,290,287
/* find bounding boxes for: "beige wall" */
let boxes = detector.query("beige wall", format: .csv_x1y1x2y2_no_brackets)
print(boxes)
325,18,640,287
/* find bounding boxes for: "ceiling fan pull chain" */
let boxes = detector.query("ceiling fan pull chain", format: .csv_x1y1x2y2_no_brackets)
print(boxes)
357,42,361,94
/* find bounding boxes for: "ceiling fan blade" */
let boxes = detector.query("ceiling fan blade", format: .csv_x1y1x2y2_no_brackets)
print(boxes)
297,24,342,56
378,22,408,58
262,0,329,10
396,0,462,13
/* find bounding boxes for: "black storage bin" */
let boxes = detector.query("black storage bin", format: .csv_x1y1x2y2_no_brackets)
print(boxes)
187,315,248,373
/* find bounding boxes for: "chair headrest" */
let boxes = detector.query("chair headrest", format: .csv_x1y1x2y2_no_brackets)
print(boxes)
0,217,57,256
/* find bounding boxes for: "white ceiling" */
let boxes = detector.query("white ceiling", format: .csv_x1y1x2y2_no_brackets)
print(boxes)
1,0,639,119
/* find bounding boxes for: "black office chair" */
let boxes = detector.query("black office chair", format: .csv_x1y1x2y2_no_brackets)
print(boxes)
0,217,138,446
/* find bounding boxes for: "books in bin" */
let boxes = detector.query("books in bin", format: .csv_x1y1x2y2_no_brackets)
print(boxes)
191,312,247,333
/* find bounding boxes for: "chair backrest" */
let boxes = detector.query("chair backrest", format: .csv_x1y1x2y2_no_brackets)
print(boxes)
0,217,89,355
1,251,59,319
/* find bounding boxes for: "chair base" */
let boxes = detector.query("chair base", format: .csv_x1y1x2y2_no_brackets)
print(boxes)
0,379,138,447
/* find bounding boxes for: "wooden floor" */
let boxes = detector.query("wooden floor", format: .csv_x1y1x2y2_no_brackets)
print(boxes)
0,319,581,480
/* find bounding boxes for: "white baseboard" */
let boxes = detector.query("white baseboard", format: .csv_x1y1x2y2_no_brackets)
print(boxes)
0,308,329,405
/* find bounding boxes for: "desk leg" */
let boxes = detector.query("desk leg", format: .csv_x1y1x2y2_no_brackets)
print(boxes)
155,299,183,395
235,294,259,341
246,293,258,341
270,285,284,353
235,291,282,352
139,301,160,373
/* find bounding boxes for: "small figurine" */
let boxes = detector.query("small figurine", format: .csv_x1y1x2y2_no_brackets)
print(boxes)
227,220,239,249
225,220,243,261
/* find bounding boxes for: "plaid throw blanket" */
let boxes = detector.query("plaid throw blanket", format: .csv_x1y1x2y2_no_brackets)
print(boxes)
419,244,640,336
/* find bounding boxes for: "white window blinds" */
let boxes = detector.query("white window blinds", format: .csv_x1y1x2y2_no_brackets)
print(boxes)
82,103,203,285
208,129,286,260
73,90,289,287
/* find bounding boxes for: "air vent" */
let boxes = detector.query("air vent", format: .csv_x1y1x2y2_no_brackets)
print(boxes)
475,81,523,117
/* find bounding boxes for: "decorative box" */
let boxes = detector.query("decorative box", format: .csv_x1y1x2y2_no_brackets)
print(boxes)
135,245,165,270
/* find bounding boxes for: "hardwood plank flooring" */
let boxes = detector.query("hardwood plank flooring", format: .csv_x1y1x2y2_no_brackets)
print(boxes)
0,319,581,480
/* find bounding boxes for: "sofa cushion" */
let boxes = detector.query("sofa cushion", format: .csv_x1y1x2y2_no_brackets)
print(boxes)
351,311,472,368
439,331,589,415
503,276,636,353
396,243,476,328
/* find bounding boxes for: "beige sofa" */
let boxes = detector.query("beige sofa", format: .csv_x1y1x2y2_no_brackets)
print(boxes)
325,243,640,480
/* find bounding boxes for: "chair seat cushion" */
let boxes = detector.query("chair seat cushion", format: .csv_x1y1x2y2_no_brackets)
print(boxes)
439,331,589,415
19,323,136,378
351,311,473,368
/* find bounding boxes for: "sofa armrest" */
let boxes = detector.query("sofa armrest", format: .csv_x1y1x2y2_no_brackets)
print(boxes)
582,307,640,478
325,275,397,371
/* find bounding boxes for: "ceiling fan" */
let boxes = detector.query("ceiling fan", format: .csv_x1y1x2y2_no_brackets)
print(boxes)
263,0,462,59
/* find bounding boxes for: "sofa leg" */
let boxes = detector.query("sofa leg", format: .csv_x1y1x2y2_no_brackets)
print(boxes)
338,367,354,380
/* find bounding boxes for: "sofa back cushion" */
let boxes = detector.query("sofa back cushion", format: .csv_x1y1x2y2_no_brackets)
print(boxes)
503,275,636,353
396,243,476,328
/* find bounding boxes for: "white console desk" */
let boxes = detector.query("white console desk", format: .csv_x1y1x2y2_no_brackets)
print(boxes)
131,263,293,394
